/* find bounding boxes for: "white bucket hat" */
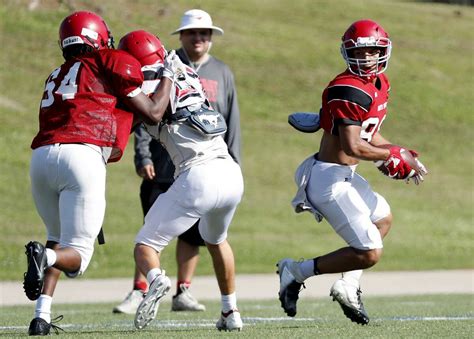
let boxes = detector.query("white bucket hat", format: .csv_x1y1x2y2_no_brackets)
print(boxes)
171,9,224,35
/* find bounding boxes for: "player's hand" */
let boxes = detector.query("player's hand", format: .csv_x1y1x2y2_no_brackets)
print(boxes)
137,164,155,180
384,146,412,179
405,150,428,185
163,50,186,80
162,50,176,81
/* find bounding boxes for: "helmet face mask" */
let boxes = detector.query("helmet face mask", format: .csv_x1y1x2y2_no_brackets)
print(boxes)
340,19,392,77
117,30,166,66
59,11,114,51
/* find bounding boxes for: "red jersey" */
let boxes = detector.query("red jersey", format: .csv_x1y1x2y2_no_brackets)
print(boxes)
31,49,144,162
320,70,390,142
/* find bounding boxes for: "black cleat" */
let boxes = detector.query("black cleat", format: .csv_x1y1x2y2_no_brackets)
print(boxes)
28,316,64,336
276,258,305,317
23,241,48,301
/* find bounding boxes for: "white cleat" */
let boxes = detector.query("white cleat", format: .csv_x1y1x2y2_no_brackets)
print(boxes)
330,278,369,325
171,284,206,311
134,273,171,330
113,290,144,314
216,309,243,332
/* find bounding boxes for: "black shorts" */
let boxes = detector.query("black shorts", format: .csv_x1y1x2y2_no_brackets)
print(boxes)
178,220,205,247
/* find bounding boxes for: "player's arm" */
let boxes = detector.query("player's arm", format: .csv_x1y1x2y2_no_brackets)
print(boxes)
369,131,391,147
118,50,178,125
124,77,172,125
370,130,428,182
339,124,390,161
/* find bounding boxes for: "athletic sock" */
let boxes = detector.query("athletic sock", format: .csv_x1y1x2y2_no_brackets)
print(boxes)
299,259,315,280
45,248,56,268
35,294,52,323
221,292,237,313
176,280,191,295
133,279,148,292
313,257,321,275
146,268,162,284
298,257,321,280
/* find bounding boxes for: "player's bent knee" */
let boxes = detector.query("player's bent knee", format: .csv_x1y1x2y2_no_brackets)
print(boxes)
374,213,393,238
363,248,382,267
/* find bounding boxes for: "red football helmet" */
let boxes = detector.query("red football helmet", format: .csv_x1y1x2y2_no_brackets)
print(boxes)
117,30,166,66
340,19,391,76
59,11,114,50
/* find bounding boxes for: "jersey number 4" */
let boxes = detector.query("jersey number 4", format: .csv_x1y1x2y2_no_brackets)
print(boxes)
41,62,81,108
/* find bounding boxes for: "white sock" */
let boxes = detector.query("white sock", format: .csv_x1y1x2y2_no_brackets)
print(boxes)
146,268,162,284
45,248,57,267
299,259,315,280
221,292,237,313
342,269,363,287
35,294,52,323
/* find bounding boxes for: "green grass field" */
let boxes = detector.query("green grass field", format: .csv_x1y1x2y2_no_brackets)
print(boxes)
0,0,473,281
1,295,473,337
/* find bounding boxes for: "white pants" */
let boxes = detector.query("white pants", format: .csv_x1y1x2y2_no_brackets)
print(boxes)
306,160,389,250
135,157,243,252
30,144,106,276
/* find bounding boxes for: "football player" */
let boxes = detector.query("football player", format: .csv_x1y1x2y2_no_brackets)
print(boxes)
117,30,244,332
25,11,178,335
113,9,242,316
277,19,427,325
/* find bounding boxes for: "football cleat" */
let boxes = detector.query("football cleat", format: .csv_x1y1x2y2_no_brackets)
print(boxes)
276,258,305,317
134,272,171,330
28,315,64,336
113,290,145,314
171,284,206,311
216,309,243,332
330,278,369,325
23,241,48,301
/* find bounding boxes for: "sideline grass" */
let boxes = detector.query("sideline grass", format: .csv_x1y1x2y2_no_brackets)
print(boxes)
1,294,473,338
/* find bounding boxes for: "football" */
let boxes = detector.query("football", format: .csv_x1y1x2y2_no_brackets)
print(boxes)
374,144,421,179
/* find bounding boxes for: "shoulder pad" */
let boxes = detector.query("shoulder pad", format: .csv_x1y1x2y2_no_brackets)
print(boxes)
327,85,372,112
288,112,321,133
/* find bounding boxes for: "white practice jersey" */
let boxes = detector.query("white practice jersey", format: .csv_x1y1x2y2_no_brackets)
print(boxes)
141,61,230,177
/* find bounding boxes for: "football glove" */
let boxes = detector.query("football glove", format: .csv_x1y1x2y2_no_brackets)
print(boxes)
405,149,428,185
162,50,187,82
382,146,415,180
162,50,177,81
